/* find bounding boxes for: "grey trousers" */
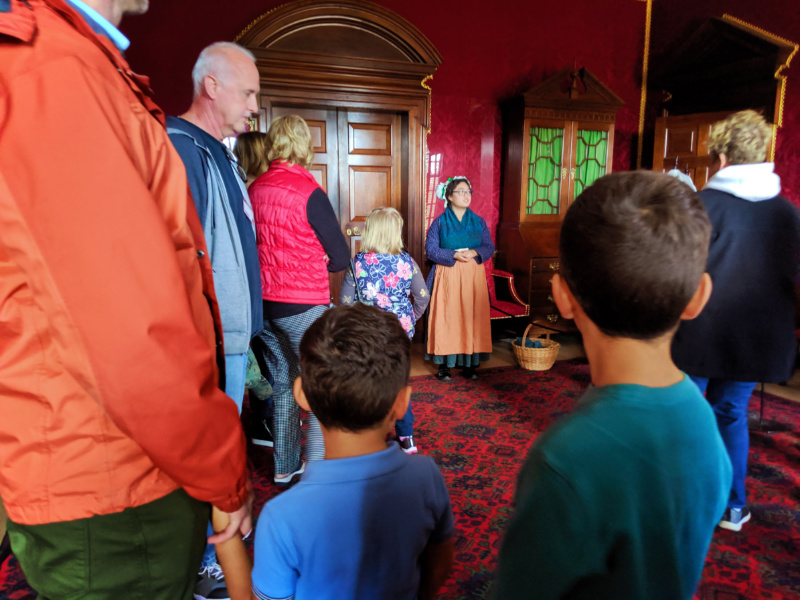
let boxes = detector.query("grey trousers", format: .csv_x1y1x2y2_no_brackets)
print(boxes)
257,305,326,474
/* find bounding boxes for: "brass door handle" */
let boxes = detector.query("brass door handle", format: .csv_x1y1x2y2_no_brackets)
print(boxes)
346,228,352,236
353,226,361,236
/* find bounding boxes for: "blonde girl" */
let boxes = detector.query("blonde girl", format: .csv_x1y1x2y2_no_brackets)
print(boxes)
339,207,430,453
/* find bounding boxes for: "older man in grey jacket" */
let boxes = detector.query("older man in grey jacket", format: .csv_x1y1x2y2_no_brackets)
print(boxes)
167,42,264,600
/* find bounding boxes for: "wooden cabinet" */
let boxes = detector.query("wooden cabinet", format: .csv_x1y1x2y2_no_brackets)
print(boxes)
528,257,564,327
514,118,615,221
498,68,623,325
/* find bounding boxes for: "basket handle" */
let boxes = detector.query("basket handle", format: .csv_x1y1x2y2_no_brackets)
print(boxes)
522,324,550,346
522,324,533,346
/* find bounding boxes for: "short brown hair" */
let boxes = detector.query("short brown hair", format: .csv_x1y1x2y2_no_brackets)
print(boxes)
299,304,410,431
234,131,269,180
707,110,772,165
267,115,314,169
559,171,711,340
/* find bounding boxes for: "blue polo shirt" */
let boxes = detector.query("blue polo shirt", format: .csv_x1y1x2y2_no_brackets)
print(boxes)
252,443,454,600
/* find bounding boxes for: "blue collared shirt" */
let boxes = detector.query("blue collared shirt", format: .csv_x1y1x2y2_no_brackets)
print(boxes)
65,0,130,51
252,443,454,600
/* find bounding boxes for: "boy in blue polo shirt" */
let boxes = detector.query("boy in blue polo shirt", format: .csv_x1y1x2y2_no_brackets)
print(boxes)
251,304,455,600
496,171,732,599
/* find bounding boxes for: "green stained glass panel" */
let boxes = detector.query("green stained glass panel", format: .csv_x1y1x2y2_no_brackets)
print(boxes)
526,126,563,215
574,129,608,199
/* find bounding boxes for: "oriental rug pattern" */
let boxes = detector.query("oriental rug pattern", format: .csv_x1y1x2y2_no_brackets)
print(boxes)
2,359,798,599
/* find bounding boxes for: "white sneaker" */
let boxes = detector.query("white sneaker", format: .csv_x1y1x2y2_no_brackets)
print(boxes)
399,436,418,454
718,507,751,532
194,562,229,600
274,462,306,485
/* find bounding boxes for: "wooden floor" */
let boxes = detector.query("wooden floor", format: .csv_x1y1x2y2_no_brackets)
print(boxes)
410,324,584,377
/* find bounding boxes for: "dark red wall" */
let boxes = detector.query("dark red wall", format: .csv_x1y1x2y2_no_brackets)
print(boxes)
121,0,798,231
121,0,646,234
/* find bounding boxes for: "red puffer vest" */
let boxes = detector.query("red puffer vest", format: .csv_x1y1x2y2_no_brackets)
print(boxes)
250,161,331,305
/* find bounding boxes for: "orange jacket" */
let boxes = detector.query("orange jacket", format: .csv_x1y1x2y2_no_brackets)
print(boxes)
0,0,248,525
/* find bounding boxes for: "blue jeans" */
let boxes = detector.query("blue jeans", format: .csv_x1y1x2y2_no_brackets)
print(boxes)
689,376,756,510
395,400,414,438
223,352,248,413
201,352,248,569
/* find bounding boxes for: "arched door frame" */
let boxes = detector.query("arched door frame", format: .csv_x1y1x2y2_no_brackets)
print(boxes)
235,0,442,265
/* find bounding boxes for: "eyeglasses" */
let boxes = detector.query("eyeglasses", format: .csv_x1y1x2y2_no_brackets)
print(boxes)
452,190,473,196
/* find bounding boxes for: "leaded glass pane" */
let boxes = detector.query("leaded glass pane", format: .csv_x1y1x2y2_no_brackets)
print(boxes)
526,126,563,215
574,129,608,199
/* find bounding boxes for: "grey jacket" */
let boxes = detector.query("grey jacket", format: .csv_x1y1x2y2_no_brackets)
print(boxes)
167,126,253,355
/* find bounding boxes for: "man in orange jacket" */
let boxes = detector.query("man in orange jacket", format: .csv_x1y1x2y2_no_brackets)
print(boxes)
0,0,252,598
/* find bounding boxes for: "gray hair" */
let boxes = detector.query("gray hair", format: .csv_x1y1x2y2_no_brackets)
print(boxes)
191,42,256,96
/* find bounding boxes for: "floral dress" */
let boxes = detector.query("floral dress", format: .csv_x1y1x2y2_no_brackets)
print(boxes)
340,251,430,338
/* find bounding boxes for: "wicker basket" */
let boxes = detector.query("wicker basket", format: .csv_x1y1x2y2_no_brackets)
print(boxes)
512,324,560,371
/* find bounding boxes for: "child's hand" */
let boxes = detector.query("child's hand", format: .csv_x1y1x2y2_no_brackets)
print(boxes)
208,488,255,544
210,497,254,600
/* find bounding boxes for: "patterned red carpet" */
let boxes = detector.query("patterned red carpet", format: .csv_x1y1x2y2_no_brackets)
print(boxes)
1,358,799,599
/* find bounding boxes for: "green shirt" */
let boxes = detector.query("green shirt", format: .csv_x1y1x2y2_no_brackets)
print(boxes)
496,376,732,600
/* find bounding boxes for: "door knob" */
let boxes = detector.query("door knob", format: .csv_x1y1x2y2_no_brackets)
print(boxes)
346,228,352,236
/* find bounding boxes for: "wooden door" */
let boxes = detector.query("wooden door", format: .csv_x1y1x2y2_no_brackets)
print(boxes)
333,110,402,301
652,111,737,191
269,106,339,202
264,105,403,303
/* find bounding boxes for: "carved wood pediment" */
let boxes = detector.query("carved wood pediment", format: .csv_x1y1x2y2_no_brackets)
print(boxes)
522,67,625,115
236,0,442,91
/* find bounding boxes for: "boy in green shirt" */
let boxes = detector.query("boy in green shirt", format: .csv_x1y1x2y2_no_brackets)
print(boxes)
496,171,732,599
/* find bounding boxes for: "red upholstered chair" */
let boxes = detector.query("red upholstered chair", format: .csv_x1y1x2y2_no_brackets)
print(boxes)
485,260,530,321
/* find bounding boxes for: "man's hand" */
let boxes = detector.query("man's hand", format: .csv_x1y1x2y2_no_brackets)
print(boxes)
208,487,255,544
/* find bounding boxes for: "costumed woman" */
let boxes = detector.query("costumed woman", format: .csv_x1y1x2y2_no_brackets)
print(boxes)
425,176,494,380
250,115,350,484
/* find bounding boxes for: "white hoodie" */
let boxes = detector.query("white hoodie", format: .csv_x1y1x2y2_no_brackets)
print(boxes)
703,162,781,202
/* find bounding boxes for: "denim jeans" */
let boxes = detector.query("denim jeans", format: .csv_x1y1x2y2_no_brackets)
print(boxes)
395,400,414,438
223,352,249,413
201,352,248,569
689,376,757,510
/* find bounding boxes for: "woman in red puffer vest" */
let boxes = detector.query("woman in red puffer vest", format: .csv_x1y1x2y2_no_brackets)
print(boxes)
249,115,349,483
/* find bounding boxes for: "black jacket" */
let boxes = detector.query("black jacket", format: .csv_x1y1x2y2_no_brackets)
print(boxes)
672,189,800,382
